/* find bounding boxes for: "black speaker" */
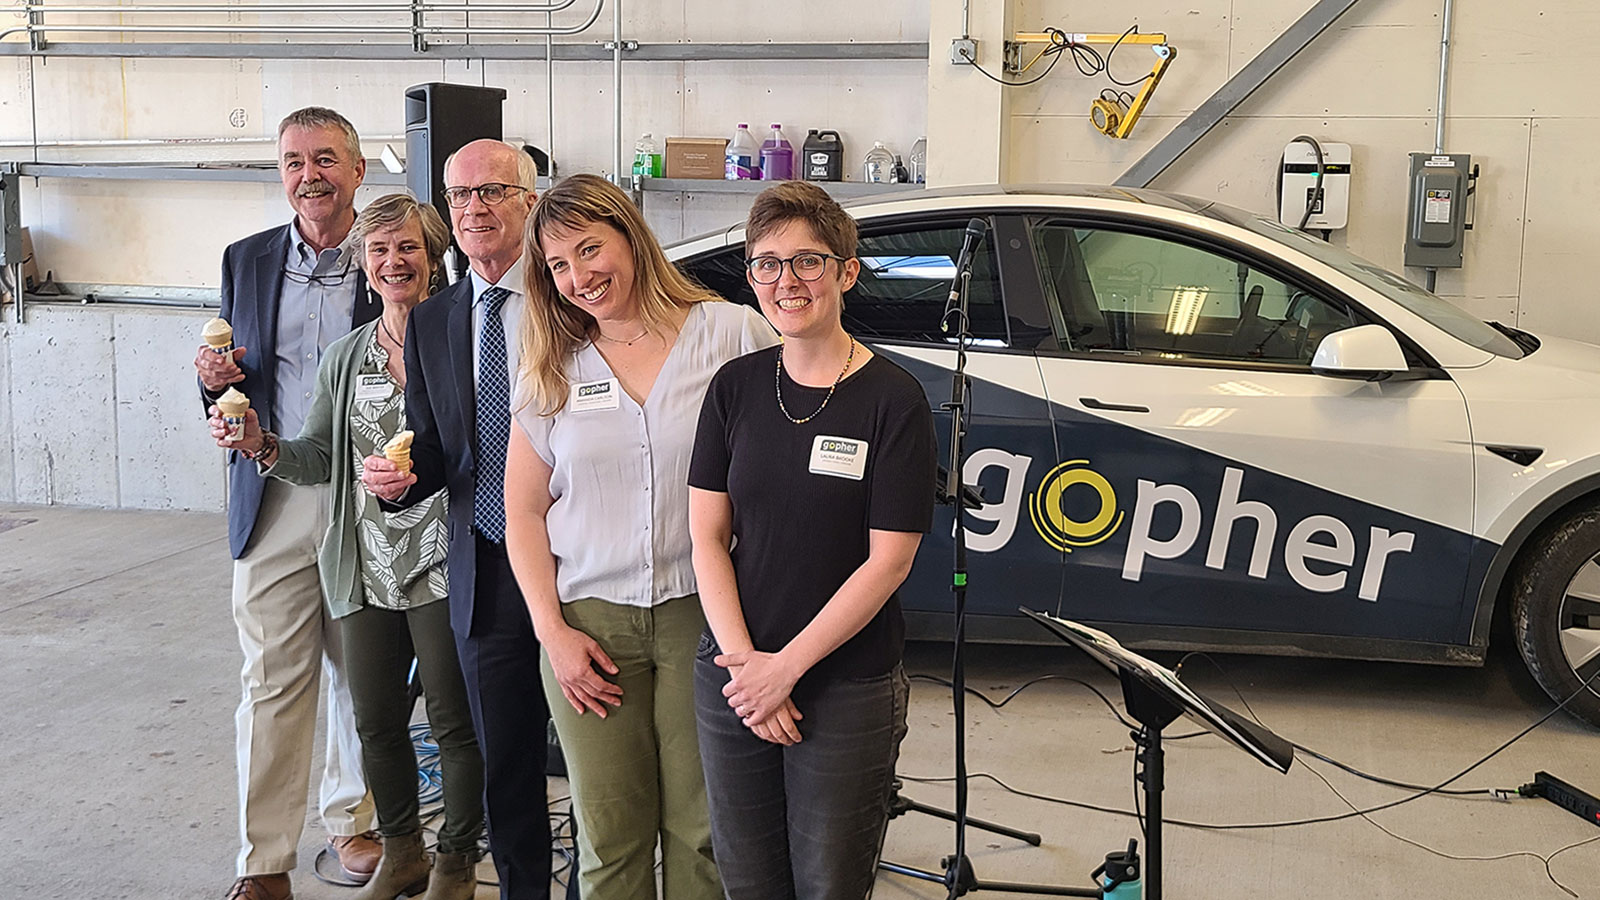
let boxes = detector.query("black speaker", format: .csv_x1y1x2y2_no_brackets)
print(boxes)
404,82,508,227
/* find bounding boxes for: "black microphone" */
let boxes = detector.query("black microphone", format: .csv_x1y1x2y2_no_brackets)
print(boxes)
943,217,989,324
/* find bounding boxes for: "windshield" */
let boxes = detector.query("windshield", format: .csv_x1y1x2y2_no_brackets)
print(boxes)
1205,204,1526,359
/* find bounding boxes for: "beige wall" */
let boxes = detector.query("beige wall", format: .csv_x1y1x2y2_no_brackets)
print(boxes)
1000,0,1600,344
0,1,930,289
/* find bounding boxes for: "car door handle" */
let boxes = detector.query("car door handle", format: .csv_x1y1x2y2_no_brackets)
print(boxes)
1081,397,1150,413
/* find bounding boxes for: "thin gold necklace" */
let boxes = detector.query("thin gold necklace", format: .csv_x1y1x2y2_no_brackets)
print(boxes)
595,324,651,346
776,338,856,425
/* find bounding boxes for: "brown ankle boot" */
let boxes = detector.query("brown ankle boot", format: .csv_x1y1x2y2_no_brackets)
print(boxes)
419,849,477,900
351,832,429,900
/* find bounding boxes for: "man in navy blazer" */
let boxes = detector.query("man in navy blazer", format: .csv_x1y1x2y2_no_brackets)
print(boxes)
362,139,569,900
196,107,381,900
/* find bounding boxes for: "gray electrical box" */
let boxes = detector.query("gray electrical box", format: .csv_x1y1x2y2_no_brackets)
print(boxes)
0,169,20,268
1404,152,1470,269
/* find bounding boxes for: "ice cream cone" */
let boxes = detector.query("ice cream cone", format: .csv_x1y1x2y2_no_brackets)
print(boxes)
202,317,234,355
217,387,250,443
384,430,415,475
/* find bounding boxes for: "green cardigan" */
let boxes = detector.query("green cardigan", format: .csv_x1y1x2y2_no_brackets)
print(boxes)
266,320,446,618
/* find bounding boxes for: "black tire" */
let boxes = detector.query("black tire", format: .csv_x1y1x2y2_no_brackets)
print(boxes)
1511,505,1600,729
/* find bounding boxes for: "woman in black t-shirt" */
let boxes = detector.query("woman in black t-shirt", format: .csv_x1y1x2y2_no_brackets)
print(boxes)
687,181,937,899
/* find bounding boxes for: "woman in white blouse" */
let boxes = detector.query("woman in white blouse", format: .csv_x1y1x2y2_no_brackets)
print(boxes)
502,174,778,900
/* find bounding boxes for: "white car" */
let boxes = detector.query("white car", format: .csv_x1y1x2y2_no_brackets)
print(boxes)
669,184,1600,727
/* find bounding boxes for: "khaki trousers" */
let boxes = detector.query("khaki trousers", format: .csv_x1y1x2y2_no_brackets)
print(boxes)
232,479,372,876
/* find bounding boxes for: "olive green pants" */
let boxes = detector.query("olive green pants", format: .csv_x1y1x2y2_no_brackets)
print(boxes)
541,594,719,900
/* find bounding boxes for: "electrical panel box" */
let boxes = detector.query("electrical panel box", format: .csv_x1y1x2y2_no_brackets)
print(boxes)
1404,152,1471,269
1279,141,1351,230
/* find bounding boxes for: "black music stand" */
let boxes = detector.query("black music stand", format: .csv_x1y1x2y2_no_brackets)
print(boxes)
1020,609,1296,900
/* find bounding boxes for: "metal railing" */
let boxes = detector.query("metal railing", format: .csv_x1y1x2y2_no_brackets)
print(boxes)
2,0,603,52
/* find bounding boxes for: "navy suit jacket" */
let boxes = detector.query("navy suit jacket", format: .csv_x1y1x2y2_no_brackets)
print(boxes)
207,223,379,559
395,276,486,637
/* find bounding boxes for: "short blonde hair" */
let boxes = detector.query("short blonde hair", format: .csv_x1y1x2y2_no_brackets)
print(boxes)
350,193,451,292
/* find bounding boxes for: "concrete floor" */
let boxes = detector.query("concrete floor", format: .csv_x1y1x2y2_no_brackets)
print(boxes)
4,502,1599,900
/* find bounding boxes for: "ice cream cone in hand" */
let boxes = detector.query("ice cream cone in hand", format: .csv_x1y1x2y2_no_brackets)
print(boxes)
384,430,414,475
202,317,234,355
217,387,250,443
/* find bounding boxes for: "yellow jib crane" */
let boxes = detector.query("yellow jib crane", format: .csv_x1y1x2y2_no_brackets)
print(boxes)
1008,30,1176,139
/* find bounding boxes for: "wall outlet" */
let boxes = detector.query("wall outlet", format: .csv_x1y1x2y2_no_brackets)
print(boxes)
950,38,977,65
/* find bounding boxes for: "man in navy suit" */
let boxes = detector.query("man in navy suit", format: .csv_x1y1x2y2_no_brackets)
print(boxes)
195,106,381,900
361,139,566,899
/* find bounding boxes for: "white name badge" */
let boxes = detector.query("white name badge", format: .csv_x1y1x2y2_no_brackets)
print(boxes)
809,435,869,481
355,374,394,403
570,378,621,412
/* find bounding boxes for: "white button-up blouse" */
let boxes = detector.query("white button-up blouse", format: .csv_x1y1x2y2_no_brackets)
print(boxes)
513,300,779,607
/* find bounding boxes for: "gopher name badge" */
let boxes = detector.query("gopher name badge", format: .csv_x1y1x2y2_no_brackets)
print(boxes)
809,435,869,481
570,378,621,412
355,374,394,403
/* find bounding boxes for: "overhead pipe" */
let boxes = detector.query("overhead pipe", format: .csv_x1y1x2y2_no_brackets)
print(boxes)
0,0,601,41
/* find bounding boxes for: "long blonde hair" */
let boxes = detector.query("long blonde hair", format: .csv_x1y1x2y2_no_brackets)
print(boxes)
518,174,721,415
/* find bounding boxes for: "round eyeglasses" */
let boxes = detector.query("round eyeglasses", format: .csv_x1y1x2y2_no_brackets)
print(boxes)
441,183,528,209
745,253,847,285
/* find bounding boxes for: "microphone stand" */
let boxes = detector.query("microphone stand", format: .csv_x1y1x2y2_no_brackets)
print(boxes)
878,247,1098,899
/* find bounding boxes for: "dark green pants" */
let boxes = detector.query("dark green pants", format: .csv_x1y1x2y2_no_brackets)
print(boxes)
542,594,719,900
341,599,483,854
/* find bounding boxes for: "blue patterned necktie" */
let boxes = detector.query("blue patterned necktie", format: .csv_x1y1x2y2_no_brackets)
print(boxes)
474,286,512,543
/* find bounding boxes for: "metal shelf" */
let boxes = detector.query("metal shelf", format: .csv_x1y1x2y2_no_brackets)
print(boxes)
8,162,407,185
640,178,922,200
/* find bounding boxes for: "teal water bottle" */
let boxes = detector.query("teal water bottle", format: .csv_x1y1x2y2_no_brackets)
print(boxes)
1091,839,1141,899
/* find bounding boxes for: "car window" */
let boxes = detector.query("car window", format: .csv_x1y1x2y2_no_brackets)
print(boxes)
675,223,1010,346
1203,204,1526,359
1031,220,1365,366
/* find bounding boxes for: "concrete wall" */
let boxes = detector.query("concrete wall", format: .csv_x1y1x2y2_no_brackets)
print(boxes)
999,0,1600,344
7,0,1600,509
0,0,927,507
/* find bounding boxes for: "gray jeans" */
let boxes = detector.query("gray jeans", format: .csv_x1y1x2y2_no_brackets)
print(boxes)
695,641,909,900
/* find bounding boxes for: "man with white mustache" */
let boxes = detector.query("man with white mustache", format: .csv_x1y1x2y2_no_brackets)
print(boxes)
195,106,381,900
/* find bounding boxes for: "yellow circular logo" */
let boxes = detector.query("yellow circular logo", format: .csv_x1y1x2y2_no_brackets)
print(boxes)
1029,459,1124,552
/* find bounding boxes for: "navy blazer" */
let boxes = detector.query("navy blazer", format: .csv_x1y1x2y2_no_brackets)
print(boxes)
396,276,486,636
207,223,379,559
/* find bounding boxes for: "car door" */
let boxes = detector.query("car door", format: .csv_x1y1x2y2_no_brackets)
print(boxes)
1023,215,1478,648
677,214,1066,631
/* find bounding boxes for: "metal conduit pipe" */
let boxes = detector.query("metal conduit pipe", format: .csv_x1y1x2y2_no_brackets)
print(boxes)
28,1,579,11
1434,0,1454,155
612,0,621,182
23,2,582,12
0,134,404,148
0,0,601,41
1425,0,1454,294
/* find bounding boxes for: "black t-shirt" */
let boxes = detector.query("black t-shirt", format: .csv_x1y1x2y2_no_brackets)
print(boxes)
688,346,937,695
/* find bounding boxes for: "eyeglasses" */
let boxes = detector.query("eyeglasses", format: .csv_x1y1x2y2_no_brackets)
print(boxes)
441,183,528,209
745,253,846,285
282,264,354,287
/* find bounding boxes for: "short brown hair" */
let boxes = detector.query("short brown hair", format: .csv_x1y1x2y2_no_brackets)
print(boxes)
277,107,362,162
350,193,452,291
744,181,858,259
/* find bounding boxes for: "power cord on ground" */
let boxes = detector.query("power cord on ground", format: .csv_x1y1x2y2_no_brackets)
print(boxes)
902,654,1600,897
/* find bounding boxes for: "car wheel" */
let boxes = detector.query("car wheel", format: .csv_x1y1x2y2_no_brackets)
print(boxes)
1511,505,1600,728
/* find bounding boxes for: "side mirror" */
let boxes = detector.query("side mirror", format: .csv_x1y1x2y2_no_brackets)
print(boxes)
1311,324,1408,379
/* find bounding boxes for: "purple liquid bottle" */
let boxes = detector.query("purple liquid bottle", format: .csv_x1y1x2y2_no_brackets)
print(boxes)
759,123,794,181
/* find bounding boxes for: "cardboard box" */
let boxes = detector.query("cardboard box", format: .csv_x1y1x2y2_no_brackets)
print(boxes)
665,137,728,179
20,227,38,288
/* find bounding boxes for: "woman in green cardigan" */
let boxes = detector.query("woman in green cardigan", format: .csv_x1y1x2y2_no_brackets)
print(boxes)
208,193,483,900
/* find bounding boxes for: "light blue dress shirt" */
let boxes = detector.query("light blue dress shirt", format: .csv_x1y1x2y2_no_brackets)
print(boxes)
275,220,359,437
